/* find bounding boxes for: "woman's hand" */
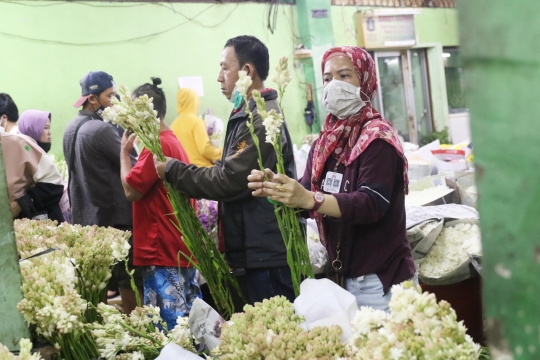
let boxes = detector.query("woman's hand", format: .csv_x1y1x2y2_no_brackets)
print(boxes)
248,168,313,209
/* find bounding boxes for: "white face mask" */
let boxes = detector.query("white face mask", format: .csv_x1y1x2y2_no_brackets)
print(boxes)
322,79,367,119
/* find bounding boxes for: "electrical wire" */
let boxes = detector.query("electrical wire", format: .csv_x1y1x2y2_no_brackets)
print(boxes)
0,2,238,46
0,0,146,8
267,0,279,34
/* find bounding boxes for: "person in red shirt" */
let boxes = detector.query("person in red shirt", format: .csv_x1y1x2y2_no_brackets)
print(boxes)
119,78,201,329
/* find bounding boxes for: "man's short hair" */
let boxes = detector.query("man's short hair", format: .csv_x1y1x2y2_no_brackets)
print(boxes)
0,93,19,122
225,35,270,81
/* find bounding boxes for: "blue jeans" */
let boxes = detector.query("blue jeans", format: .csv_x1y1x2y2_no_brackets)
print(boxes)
143,266,202,330
244,266,295,304
345,272,419,312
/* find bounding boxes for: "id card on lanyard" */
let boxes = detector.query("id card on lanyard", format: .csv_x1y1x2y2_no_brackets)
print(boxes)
322,171,343,193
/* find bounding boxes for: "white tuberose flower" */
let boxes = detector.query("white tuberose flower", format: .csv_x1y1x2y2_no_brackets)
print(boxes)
262,109,284,146
236,70,253,97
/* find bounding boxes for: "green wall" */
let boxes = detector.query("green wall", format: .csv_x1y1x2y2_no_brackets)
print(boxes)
331,6,459,47
0,1,307,157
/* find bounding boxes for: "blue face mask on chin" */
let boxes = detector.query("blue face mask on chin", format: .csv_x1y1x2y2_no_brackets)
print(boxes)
229,86,244,110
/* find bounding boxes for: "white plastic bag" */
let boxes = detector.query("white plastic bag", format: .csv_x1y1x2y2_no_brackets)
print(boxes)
156,343,201,360
294,278,358,342
187,298,224,351
306,219,327,274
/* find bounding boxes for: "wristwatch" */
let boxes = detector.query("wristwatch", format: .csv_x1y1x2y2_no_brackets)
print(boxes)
311,191,325,212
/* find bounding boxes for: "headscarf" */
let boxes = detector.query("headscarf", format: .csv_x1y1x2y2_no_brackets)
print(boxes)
18,110,50,142
311,46,408,194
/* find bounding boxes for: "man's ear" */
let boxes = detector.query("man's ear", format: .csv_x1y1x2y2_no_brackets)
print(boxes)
87,94,99,105
244,63,256,79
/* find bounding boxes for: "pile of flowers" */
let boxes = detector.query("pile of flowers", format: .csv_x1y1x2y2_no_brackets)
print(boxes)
89,303,196,360
240,56,314,296
102,84,242,318
0,339,43,360
15,219,130,323
343,282,481,359
419,222,481,278
14,219,131,359
50,154,68,183
17,239,98,359
212,296,345,359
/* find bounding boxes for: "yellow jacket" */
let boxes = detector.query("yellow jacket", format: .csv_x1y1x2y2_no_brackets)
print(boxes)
171,88,222,167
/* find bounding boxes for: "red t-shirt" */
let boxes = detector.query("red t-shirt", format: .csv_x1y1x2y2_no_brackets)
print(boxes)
126,130,193,267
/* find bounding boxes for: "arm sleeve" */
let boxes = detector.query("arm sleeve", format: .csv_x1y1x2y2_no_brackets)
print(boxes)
299,142,316,190
125,149,158,195
165,110,275,202
193,119,222,162
23,141,64,210
98,124,137,167
333,140,402,225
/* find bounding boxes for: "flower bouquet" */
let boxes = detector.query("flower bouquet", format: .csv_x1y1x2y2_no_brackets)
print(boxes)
239,56,314,296
204,113,224,148
102,86,241,318
196,199,219,246
89,303,196,360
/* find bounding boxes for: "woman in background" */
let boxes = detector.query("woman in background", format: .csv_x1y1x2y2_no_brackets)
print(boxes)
18,110,52,153
171,88,222,167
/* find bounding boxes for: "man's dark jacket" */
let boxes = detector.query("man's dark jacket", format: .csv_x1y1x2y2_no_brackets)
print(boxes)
165,89,296,269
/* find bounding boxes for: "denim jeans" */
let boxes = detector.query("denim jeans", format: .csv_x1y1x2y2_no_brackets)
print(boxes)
345,272,419,312
244,266,296,304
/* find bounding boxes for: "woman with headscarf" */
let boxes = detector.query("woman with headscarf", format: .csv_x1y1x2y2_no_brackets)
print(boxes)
18,109,71,222
247,46,416,311
18,110,52,153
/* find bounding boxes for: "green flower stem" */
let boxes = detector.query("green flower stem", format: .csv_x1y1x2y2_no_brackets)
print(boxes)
118,322,163,347
245,96,314,297
125,260,142,307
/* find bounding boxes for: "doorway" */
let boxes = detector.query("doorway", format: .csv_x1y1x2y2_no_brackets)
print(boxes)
372,49,433,144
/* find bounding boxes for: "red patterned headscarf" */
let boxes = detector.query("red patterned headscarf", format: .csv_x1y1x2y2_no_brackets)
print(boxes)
311,46,409,194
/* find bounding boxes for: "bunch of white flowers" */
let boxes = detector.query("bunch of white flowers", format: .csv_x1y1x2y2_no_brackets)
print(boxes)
261,109,284,146
102,85,160,140
16,247,98,359
235,70,253,98
90,303,196,360
15,219,130,323
239,57,314,297
0,339,44,360
272,56,293,106
343,282,481,359
419,222,481,279
212,296,345,359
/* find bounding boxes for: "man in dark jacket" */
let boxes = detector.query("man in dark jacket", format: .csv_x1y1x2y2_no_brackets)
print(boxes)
155,35,296,304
